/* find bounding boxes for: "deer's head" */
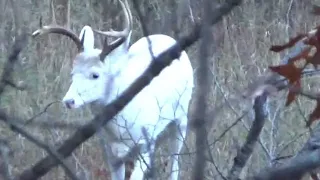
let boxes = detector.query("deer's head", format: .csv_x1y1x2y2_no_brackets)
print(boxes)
32,0,133,109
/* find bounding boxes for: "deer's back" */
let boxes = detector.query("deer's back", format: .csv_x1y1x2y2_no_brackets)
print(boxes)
107,34,194,146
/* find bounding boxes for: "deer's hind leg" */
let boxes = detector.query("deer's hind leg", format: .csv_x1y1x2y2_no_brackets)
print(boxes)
129,142,157,180
101,143,126,180
167,118,188,180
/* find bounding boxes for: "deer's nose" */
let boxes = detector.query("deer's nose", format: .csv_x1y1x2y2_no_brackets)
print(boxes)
64,99,75,109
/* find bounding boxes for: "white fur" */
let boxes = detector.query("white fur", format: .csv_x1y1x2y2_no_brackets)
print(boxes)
62,26,194,180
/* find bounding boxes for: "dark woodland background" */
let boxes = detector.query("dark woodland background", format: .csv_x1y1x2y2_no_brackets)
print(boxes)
1,0,320,179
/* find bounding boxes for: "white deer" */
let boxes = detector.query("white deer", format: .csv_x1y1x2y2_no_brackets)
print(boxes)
32,0,194,179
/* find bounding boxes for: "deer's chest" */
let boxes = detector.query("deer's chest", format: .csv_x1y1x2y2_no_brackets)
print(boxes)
103,117,142,145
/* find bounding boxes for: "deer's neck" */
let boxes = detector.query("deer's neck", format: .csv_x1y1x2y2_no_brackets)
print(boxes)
97,54,134,106
99,44,153,107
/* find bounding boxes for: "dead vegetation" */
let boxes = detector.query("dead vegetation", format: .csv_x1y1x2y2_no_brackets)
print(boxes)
2,0,320,180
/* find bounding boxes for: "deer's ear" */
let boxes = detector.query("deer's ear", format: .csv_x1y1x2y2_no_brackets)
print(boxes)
110,31,132,55
79,25,95,52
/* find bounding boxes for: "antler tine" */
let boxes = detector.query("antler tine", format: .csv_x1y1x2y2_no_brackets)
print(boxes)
32,25,84,52
99,37,126,61
93,0,132,38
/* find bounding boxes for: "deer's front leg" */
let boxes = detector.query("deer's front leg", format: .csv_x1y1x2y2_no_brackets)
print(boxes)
101,142,126,180
109,160,125,180
130,140,156,180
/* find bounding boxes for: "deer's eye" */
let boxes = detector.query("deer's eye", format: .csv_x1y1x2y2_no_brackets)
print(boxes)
90,72,99,79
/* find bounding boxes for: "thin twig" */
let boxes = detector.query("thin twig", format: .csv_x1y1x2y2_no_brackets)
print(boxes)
0,140,13,180
294,99,313,133
3,79,25,91
141,127,155,179
205,150,227,180
205,128,228,180
272,155,294,162
25,101,61,124
276,131,308,158
131,0,155,59
211,111,249,146
268,101,281,166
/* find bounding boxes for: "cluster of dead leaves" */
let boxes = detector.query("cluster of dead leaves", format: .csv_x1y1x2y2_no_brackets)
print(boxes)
267,5,320,127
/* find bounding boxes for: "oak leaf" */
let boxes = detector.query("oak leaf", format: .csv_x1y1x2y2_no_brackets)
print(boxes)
269,63,303,84
270,34,306,52
269,64,303,106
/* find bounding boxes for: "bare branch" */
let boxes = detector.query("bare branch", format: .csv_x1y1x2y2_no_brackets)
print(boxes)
3,79,26,91
276,131,308,158
24,101,61,124
131,0,149,37
131,0,155,60
211,111,249,146
205,145,228,180
244,20,320,180
2,102,82,141
0,33,28,98
249,116,320,180
0,140,13,180
272,155,294,162
14,118,82,130
141,127,156,179
249,149,320,180
191,0,214,179
0,32,27,180
0,111,80,180
227,94,268,180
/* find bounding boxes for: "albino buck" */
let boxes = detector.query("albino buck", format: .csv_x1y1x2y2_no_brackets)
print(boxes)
32,0,194,179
